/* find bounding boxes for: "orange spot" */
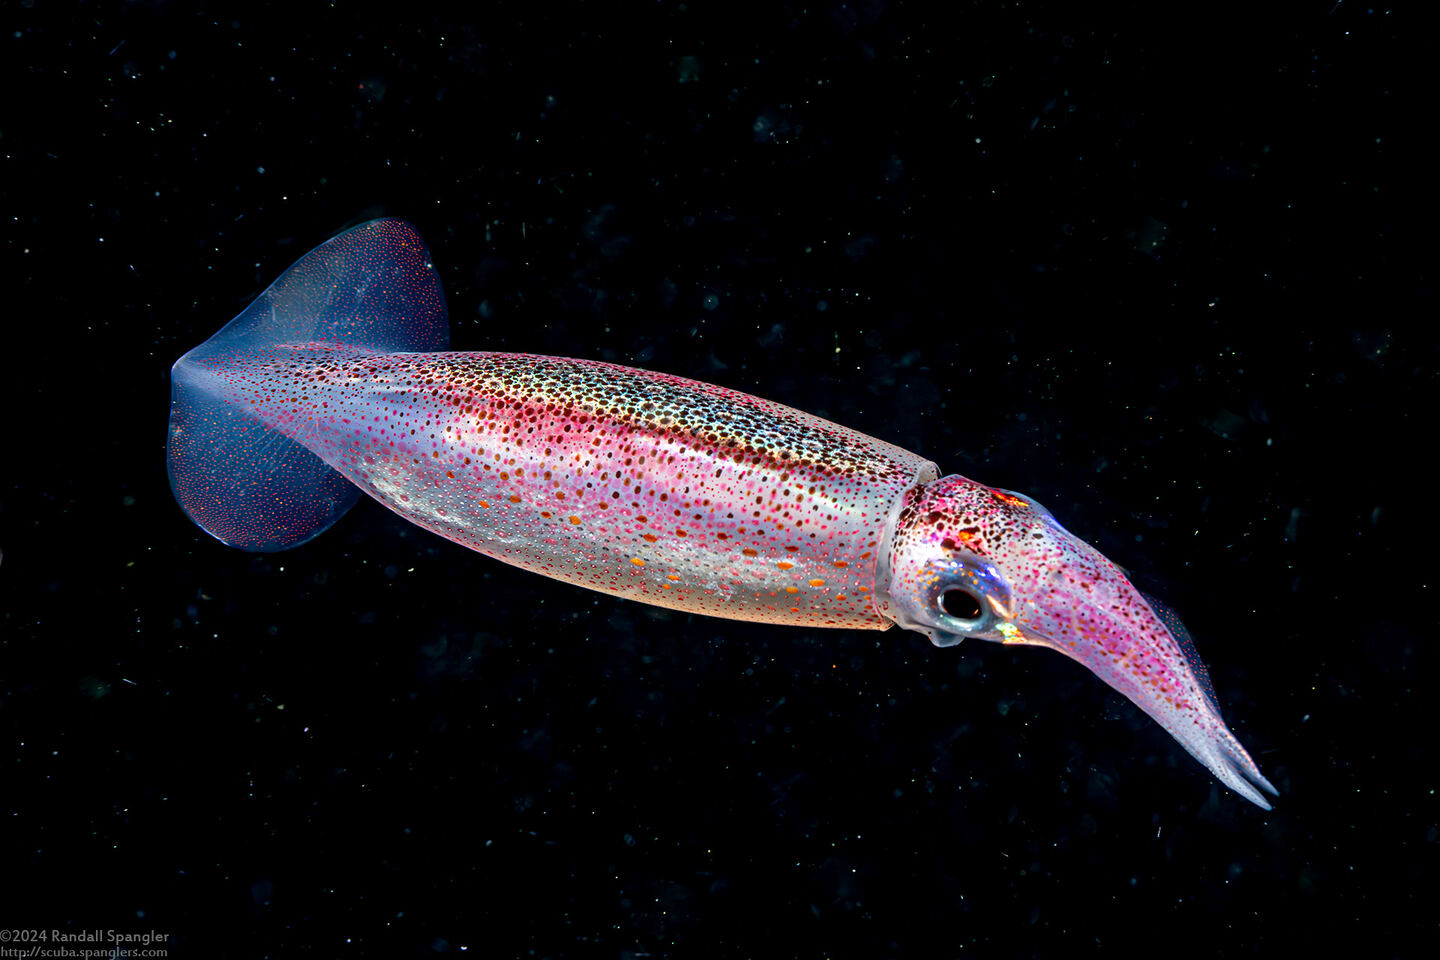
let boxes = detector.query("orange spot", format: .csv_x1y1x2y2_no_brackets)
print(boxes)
791,607,801,613
643,534,658,543
675,529,687,537
833,560,849,568
808,579,825,587
742,549,758,557
479,500,490,509
777,561,794,570
785,587,799,594
835,594,847,601
446,471,454,478
630,558,645,566
509,495,521,503
569,515,581,524
666,574,681,581
540,511,552,518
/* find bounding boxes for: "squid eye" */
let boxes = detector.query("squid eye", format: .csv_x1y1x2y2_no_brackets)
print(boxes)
940,588,983,620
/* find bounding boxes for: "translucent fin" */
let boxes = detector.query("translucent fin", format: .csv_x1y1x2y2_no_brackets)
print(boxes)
167,218,449,552
1139,590,1222,714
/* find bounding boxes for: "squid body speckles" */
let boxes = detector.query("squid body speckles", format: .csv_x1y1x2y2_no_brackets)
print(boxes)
216,350,934,628
168,218,1278,809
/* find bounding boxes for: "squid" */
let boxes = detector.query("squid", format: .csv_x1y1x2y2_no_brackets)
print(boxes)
167,219,1279,809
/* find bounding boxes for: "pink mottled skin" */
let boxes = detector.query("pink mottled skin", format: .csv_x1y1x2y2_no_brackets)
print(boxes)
193,348,937,629
167,218,1278,809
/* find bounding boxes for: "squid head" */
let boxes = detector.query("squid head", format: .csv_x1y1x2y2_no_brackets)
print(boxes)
875,474,1279,809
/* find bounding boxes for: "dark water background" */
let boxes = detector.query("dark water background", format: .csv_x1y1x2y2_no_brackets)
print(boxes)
3,1,1433,956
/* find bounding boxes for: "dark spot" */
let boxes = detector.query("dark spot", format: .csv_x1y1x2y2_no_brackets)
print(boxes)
941,589,982,620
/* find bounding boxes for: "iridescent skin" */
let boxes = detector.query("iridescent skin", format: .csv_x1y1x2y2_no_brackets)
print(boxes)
168,219,1278,809
200,350,938,628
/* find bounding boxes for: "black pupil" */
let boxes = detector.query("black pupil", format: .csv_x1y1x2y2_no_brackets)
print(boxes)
941,589,982,620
